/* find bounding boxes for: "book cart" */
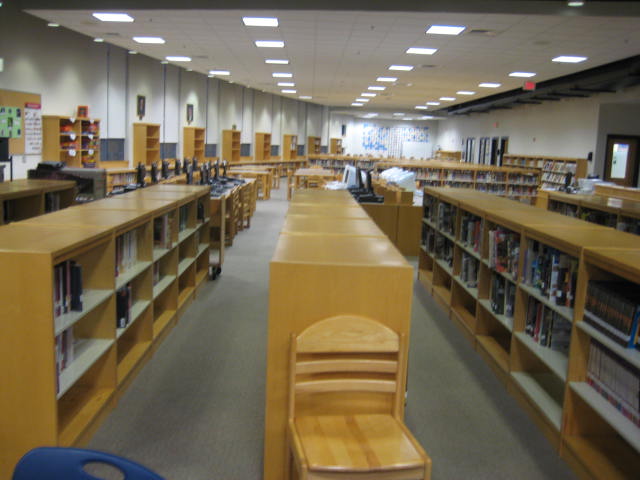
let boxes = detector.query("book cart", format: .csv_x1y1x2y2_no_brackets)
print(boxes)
418,187,640,478
0,185,210,478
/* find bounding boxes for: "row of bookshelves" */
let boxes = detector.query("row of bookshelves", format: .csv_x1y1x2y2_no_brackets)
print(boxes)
0,179,76,225
418,187,639,480
502,154,588,191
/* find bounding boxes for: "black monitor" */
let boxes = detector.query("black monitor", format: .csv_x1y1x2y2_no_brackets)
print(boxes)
174,159,181,175
161,160,169,179
136,163,146,186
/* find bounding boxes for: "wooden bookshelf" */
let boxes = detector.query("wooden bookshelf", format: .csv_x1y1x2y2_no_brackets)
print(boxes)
418,187,640,478
282,134,298,161
0,179,76,225
254,132,271,161
502,154,588,191
330,137,343,154
43,116,100,167
133,123,161,166
183,126,205,160
222,129,241,163
0,184,210,479
307,135,321,155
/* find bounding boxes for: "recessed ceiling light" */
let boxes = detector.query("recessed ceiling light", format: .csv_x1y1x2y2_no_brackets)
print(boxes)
440,97,456,101
133,36,165,44
299,95,312,99
47,22,59,27
421,115,435,119
567,1,584,6
393,113,404,116
209,70,230,75
277,82,295,86
356,98,370,102
377,77,397,82
509,71,536,77
265,59,289,64
389,65,414,71
552,55,587,63
281,89,296,94
243,17,278,27
403,118,413,121
361,93,376,97
272,72,292,78
93,38,104,43
92,12,134,22
406,47,437,55
415,106,428,110
351,103,363,106
426,101,440,106
256,40,284,48
166,56,191,62
479,82,501,88
208,74,214,78
457,91,475,95
128,50,137,54
368,86,386,91
427,25,466,35
160,60,169,64
186,68,193,72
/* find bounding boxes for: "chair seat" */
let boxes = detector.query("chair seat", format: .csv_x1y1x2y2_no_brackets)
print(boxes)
294,414,424,473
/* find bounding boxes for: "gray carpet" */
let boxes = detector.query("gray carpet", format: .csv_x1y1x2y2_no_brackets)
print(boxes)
89,187,576,480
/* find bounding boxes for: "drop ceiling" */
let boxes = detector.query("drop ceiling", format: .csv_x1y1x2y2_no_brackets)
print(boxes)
25,5,640,116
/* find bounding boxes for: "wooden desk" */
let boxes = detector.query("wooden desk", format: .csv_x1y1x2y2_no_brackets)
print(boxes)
281,215,385,237
292,168,335,189
287,204,371,219
229,169,272,200
290,189,357,205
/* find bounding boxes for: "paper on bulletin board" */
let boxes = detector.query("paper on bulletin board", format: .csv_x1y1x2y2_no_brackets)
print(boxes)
402,141,430,160
24,102,42,154
0,106,22,138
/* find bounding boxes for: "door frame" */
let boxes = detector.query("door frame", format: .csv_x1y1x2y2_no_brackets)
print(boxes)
603,134,640,187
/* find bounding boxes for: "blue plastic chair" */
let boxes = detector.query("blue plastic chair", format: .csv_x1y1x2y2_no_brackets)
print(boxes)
13,447,164,480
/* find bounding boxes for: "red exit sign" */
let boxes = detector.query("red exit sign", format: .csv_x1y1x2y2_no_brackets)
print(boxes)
523,81,536,91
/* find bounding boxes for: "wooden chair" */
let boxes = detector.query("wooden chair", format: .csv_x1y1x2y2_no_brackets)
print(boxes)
287,315,431,480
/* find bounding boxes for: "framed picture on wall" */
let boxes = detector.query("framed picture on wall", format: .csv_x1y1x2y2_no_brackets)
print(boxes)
77,105,88,118
137,95,146,120
186,104,194,124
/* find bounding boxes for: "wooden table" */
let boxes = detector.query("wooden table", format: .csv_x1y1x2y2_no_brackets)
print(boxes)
288,168,336,199
229,168,272,200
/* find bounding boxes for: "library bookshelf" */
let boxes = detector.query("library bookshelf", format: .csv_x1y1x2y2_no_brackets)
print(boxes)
282,134,297,161
307,154,377,173
43,116,100,167
307,135,321,155
502,154,587,191
0,184,210,478
222,129,241,163
418,187,640,478
330,137,343,154
133,123,161,166
255,132,271,161
0,179,76,225
183,126,205,160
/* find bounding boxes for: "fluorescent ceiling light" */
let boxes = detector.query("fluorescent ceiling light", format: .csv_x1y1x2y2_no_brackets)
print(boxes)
457,91,475,95
427,25,466,35
361,93,376,97
509,71,536,77
265,59,289,64
368,86,386,91
243,17,278,27
351,103,363,106
403,118,413,121
567,1,584,6
93,38,104,43
186,69,193,72
209,70,230,75
281,89,296,93
128,50,137,54
277,82,295,86
256,40,284,48
421,115,435,119
377,77,397,82
393,113,404,116
133,36,165,44
552,55,587,63
406,47,437,55
93,12,134,22
272,72,292,78
160,60,169,64
389,65,414,71
479,82,501,88
426,102,440,106
166,56,191,62
356,98,370,102
299,95,312,99
415,106,428,110
47,22,59,27
440,97,456,101
208,74,214,78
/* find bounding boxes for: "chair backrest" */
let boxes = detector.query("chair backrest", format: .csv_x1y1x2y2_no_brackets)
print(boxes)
13,447,164,480
289,315,405,419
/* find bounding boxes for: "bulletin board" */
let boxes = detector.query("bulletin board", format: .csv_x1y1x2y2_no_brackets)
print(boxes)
0,88,42,155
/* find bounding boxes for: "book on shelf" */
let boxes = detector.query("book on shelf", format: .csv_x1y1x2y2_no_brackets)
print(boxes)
460,214,482,252
54,260,83,317
490,273,515,317
423,225,436,253
116,283,132,329
434,234,454,267
587,339,640,428
524,241,578,308
55,328,75,392
153,214,173,249
44,192,61,213
153,262,161,286
583,280,640,349
179,205,188,232
460,252,478,288
524,297,572,353
488,228,519,279
197,201,205,223
115,229,138,277
437,202,456,236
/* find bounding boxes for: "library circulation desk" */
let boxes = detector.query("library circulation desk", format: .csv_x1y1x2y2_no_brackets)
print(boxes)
0,184,211,478
264,189,420,480
419,187,640,480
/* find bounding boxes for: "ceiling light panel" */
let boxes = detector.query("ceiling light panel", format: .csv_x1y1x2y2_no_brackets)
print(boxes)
406,47,438,55
256,40,284,48
92,12,134,22
440,97,456,101
457,91,475,95
166,56,191,62
272,72,292,78
479,82,501,88
299,96,312,99
389,65,414,71
265,59,289,64
552,56,587,63
355,98,370,102
361,93,376,97
351,103,363,106
277,82,295,86
209,70,230,75
243,17,278,27
426,25,466,35
509,72,536,77
368,86,386,91
426,102,440,105
415,106,428,110
133,36,165,44
281,89,296,93
377,77,397,82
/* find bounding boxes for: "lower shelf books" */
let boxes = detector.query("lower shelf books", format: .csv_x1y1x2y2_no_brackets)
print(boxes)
54,260,83,318
44,192,61,213
583,280,640,349
460,213,482,252
116,283,132,329
153,262,160,286
55,328,75,393
116,229,138,277
437,202,456,236
153,214,173,249
460,252,478,288
587,339,640,428
490,273,515,317
524,297,572,354
435,234,454,267
488,228,519,280
524,240,578,308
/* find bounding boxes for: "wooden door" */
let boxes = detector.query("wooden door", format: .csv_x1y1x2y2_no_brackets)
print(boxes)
604,135,639,187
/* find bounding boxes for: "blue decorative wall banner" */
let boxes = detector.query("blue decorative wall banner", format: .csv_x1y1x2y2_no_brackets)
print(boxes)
361,124,429,157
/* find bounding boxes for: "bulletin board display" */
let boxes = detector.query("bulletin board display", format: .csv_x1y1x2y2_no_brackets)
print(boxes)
0,89,42,155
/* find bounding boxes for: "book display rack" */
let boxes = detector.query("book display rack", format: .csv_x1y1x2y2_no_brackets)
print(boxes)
0,184,210,478
43,116,100,167
222,129,241,163
419,187,640,479
0,179,76,225
502,154,587,191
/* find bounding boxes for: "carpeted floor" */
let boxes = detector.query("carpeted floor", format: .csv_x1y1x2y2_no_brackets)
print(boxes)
89,186,576,480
